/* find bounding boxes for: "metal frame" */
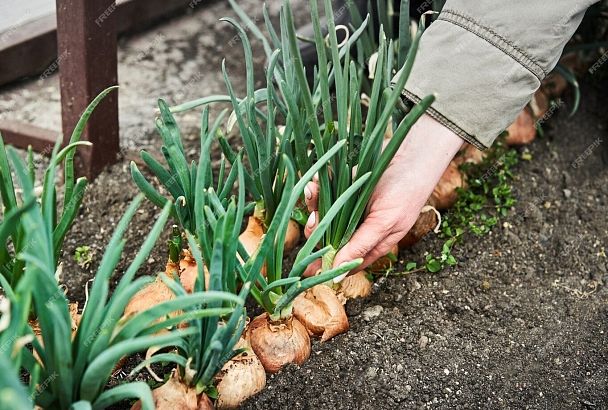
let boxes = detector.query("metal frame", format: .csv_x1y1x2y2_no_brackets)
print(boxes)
0,0,196,178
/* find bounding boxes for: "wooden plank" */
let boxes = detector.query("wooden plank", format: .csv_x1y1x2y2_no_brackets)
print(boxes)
56,0,119,178
0,121,61,153
0,15,57,86
0,0,195,86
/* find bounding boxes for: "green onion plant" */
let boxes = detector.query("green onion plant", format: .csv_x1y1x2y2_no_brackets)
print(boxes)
1,146,241,409
129,200,252,402
279,0,434,270
0,86,117,288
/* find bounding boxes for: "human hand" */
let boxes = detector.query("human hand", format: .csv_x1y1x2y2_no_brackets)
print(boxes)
303,113,464,279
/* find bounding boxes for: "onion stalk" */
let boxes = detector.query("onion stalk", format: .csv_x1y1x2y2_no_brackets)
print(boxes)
132,131,265,408
271,0,434,337
171,0,376,261
207,146,363,373
128,103,245,314
0,86,117,289
1,150,224,409
130,206,257,409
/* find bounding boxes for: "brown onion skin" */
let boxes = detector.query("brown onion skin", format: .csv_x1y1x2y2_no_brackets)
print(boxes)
131,370,199,410
284,219,301,253
31,303,80,364
530,89,549,119
215,337,266,409
367,244,399,273
197,394,215,410
429,161,466,210
541,73,567,99
239,216,265,258
293,285,349,342
240,215,300,258
505,107,536,146
178,251,210,293
339,271,372,299
238,216,266,276
540,54,585,99
123,278,174,319
399,206,440,248
248,313,311,373
124,252,193,319
459,143,486,165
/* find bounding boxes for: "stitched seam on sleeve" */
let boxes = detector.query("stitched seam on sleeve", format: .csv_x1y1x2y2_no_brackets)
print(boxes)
439,9,547,80
401,89,489,151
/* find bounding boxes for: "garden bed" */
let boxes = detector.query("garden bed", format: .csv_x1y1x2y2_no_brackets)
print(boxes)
2,1,607,408
54,74,607,408
239,76,608,409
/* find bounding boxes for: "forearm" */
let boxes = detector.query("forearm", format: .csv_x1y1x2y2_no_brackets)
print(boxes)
397,0,599,149
387,113,464,209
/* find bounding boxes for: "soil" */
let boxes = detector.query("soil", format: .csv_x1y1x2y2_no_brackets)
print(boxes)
241,78,608,409
2,1,608,409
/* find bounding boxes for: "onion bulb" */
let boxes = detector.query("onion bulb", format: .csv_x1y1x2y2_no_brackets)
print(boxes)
131,369,202,410
530,89,549,119
123,276,175,319
338,271,372,299
399,205,441,248
239,216,265,261
429,160,466,210
367,244,399,273
215,336,266,409
541,72,567,98
248,313,311,373
459,143,486,165
505,107,536,146
540,54,582,98
30,302,80,336
284,219,301,253
239,216,301,262
178,249,209,293
31,302,80,364
198,394,214,410
292,284,349,342
124,248,209,318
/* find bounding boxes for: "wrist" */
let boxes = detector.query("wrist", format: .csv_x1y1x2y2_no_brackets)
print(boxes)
395,113,464,205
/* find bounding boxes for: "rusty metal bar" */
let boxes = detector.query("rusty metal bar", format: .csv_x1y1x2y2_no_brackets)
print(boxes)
0,0,202,177
55,0,119,178
0,0,197,87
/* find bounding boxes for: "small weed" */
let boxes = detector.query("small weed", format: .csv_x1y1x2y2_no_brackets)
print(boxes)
406,141,519,274
74,245,93,269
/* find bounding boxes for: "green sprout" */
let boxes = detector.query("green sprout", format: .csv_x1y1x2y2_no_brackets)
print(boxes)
74,246,93,269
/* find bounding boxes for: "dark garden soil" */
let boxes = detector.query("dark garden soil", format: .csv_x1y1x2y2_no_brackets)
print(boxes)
59,75,608,409
3,1,607,408
240,78,608,409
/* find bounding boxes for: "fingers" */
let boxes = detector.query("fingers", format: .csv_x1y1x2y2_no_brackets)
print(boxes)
302,259,322,278
357,231,404,273
332,218,387,279
303,210,318,239
304,181,319,212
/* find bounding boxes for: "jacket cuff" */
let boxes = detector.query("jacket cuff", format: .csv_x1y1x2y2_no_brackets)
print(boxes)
396,13,540,149
400,89,487,150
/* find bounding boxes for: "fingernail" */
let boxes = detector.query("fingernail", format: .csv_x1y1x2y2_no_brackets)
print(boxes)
304,186,312,200
306,211,316,228
333,272,348,283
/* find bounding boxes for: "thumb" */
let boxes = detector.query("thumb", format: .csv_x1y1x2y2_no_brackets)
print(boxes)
332,218,386,281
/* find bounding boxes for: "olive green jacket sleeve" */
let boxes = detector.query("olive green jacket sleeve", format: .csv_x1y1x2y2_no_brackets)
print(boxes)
396,0,598,149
